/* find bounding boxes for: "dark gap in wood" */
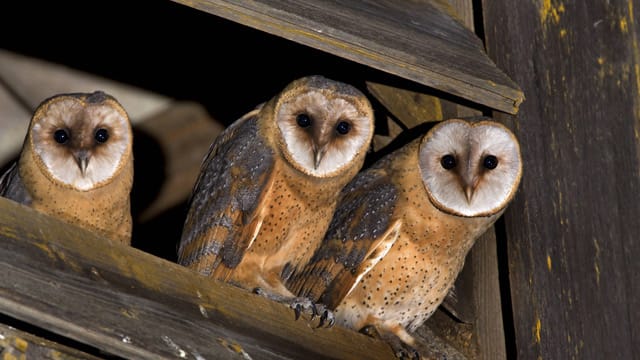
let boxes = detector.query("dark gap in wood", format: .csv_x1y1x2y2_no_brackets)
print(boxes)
494,216,517,358
0,313,122,360
471,0,486,47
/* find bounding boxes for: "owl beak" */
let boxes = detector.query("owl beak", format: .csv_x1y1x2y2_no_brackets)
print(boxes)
74,151,91,175
464,186,474,203
313,145,327,169
464,176,480,203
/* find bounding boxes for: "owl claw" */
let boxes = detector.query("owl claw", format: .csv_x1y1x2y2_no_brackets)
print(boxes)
294,303,303,320
288,298,334,328
314,303,335,328
395,346,420,360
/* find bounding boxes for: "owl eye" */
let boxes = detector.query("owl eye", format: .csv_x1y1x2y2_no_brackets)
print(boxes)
95,128,109,143
336,121,351,135
440,154,457,170
296,113,312,128
53,129,70,144
483,155,499,170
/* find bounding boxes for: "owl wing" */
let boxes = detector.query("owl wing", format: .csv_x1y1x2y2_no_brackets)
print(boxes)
287,166,401,309
177,107,275,277
0,162,32,205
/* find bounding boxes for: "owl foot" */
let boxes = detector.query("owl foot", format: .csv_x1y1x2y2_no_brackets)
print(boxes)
359,325,421,360
252,287,334,328
289,298,335,328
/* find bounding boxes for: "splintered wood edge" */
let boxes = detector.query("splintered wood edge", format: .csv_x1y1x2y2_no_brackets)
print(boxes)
0,197,395,360
170,0,524,114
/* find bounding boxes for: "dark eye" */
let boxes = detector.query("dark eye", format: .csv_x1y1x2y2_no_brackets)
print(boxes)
95,128,109,143
53,129,69,144
296,113,312,128
440,154,456,170
336,121,351,135
483,155,499,170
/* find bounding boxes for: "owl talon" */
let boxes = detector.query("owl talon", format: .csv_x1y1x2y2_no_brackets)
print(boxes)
288,298,335,328
288,297,315,320
294,303,303,320
314,304,335,328
394,346,420,360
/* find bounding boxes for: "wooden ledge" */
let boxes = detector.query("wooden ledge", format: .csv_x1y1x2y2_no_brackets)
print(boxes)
0,197,395,359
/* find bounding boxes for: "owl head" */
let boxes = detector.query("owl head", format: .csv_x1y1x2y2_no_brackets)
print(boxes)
272,75,375,178
27,91,133,191
418,119,522,217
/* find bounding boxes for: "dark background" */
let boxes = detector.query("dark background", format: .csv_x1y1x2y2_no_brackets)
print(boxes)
2,0,401,125
2,0,412,263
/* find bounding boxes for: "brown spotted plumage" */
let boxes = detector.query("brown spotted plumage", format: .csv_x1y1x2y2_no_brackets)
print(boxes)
177,76,375,311
288,118,522,358
0,91,134,244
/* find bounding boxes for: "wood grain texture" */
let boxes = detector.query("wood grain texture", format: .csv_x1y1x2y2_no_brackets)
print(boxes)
0,322,104,360
170,0,523,114
482,0,640,358
468,230,506,360
0,197,396,360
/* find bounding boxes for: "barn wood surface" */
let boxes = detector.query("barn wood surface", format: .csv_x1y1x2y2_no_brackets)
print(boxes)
483,0,640,358
170,0,524,114
0,197,397,360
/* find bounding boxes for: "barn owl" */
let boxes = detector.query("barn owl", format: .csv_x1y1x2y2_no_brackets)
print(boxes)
0,91,134,245
178,75,375,317
287,118,522,358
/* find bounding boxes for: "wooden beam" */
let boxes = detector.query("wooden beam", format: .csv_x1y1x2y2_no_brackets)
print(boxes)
0,322,104,360
170,0,523,114
0,197,396,360
482,0,640,358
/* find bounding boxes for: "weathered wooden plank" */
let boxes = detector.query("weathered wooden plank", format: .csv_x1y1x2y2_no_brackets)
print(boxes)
170,0,523,114
467,230,506,360
366,82,444,129
0,197,396,360
482,0,640,358
0,321,104,360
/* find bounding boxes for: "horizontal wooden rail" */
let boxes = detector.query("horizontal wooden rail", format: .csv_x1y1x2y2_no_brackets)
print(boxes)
0,197,396,359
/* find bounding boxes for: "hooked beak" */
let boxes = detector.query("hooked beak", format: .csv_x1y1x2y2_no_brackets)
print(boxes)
463,176,480,203
75,150,90,175
313,145,327,170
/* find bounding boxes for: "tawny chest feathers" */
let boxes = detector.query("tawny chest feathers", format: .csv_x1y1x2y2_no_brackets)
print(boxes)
21,155,132,243
335,198,492,331
336,226,464,326
248,165,347,255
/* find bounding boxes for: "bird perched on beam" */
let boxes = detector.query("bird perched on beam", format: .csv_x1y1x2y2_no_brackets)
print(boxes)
0,91,134,245
288,118,522,358
178,75,375,320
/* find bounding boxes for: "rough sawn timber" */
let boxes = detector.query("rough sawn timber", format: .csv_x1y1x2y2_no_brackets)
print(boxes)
0,197,396,360
170,0,524,114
